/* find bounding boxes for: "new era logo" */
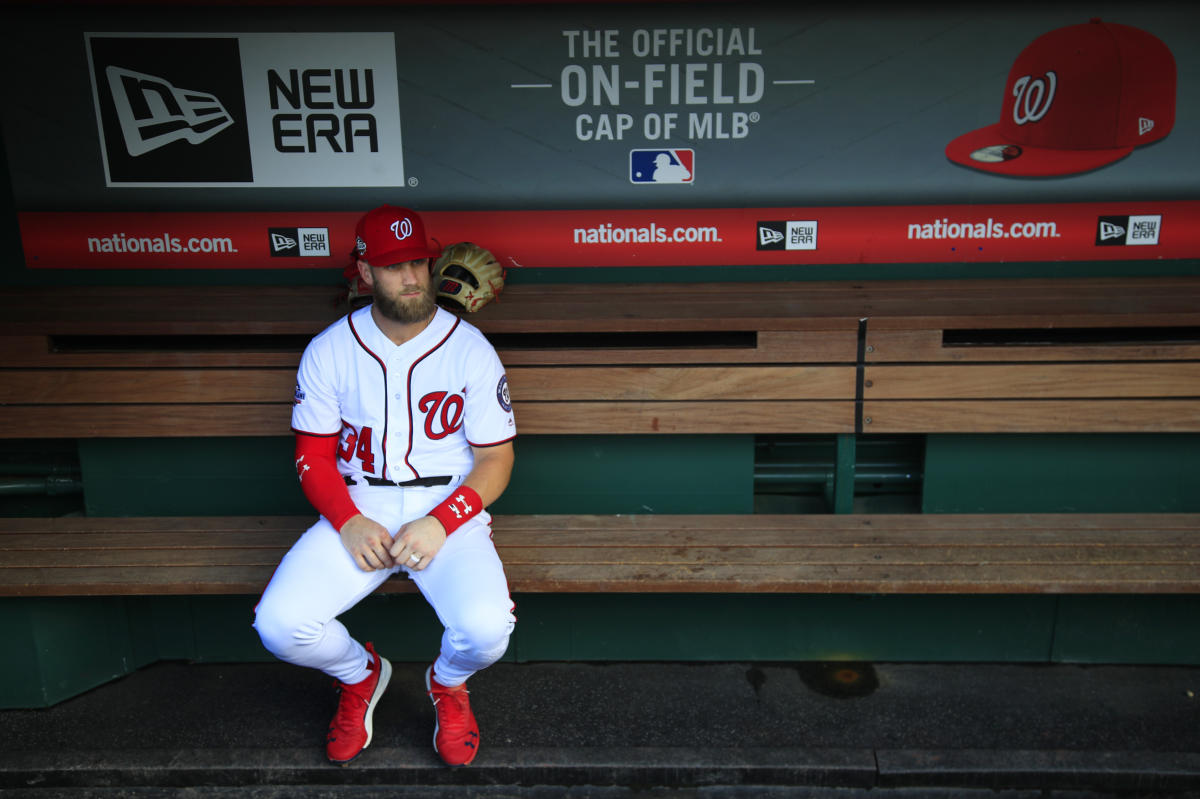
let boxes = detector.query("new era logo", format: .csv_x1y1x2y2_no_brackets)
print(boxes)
757,221,818,251
86,32,404,187
1096,215,1161,246
88,35,252,184
1139,117,1155,136
269,227,331,257
106,66,235,157
759,226,785,246
270,232,298,252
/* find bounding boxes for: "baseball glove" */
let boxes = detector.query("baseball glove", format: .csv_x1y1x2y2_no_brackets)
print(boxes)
433,242,505,312
344,260,371,305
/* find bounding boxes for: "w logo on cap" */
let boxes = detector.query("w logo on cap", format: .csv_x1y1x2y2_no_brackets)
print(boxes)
390,218,414,241
1011,72,1056,126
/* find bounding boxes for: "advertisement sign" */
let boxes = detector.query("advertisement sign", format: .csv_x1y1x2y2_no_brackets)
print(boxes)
85,33,405,187
3,3,1197,271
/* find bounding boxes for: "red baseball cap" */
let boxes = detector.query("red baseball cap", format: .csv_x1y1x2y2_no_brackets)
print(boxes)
354,205,442,266
946,19,1176,177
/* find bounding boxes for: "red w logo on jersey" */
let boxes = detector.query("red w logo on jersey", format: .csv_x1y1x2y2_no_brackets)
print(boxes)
418,391,465,440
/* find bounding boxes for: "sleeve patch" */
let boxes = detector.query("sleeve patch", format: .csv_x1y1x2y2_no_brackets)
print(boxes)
496,375,512,412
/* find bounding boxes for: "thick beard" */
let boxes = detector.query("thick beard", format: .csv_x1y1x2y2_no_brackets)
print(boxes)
374,283,436,324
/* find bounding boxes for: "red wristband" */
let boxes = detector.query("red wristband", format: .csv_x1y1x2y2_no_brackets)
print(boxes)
428,486,483,535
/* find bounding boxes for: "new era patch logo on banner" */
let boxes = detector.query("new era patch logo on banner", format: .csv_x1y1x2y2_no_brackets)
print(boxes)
1096,215,1162,246
757,221,818,250
269,227,331,257
86,32,405,187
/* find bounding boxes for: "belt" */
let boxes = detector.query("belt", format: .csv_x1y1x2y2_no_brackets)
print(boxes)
344,474,453,488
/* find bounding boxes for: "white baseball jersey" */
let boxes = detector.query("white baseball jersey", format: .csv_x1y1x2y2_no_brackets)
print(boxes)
292,305,515,482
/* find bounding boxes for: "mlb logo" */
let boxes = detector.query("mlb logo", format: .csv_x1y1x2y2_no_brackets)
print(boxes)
630,149,694,184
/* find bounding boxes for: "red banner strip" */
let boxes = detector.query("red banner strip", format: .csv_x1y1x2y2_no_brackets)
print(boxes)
19,202,1200,270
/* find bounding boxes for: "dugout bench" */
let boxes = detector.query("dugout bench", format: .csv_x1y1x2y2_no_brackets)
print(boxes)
1,277,1199,597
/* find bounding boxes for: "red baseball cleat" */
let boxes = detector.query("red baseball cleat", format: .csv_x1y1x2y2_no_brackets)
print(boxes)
326,642,391,765
425,665,481,766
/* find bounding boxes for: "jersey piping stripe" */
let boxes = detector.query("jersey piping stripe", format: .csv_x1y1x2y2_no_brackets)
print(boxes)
467,434,517,448
403,316,461,481
347,312,389,480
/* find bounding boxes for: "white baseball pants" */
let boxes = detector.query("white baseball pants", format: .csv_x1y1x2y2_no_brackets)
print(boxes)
253,482,515,687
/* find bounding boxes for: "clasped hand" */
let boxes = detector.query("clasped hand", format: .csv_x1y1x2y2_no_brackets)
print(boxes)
339,514,447,573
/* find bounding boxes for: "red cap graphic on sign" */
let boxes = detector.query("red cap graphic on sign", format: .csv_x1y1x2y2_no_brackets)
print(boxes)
946,19,1176,177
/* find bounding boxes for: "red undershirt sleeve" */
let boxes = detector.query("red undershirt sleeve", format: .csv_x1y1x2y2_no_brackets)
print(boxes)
294,432,360,531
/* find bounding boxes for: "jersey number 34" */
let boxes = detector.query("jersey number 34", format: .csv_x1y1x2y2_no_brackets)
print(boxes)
338,422,376,472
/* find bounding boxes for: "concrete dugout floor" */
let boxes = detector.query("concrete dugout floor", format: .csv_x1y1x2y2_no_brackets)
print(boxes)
1,660,1198,797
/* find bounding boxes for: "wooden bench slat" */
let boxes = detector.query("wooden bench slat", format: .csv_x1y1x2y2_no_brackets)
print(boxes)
8,513,1198,535
0,369,294,405
2,335,306,368
2,550,288,567
6,279,1199,337
0,405,294,438
0,365,857,404
864,364,1200,400
3,529,1195,552
0,516,311,534
499,513,1200,533
479,279,1200,332
0,566,312,596
862,400,1200,433
511,366,856,401
0,400,856,438
0,532,303,549
513,401,856,434
7,541,1194,568
498,563,1200,594
0,287,346,336
6,331,860,368
1,515,1196,596
499,546,1200,566
3,562,1197,596
865,329,1200,363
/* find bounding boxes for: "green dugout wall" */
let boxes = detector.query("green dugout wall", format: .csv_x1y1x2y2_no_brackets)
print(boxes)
3,1,1200,708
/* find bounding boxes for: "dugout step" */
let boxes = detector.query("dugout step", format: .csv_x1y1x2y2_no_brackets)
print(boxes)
0,661,1198,795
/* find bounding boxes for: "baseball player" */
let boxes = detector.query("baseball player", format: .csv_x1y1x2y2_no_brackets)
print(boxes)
254,205,517,768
